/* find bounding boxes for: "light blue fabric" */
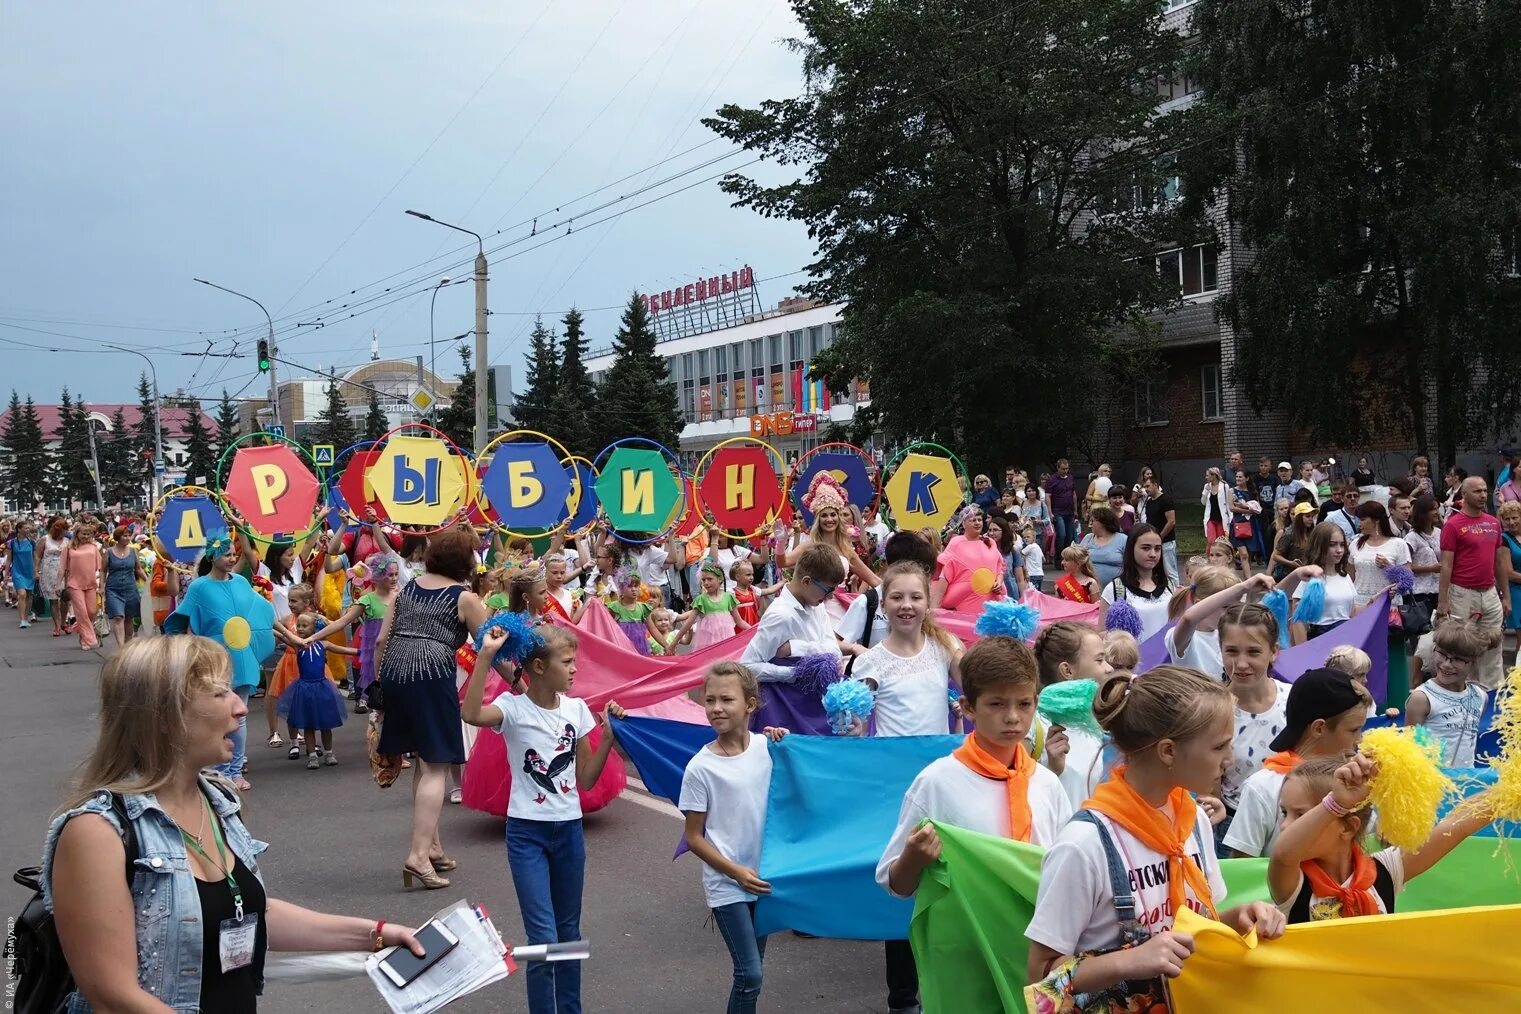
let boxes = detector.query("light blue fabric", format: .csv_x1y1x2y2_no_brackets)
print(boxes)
754,734,960,938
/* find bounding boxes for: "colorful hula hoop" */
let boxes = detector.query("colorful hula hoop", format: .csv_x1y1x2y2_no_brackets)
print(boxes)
591,437,688,544
475,429,581,538
692,435,791,541
147,485,231,575
787,440,881,519
878,441,971,531
213,432,329,547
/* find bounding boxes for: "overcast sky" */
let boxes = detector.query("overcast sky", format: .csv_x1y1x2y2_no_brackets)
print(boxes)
0,1,814,408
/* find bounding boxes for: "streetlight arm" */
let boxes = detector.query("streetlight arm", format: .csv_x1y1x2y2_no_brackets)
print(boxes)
100,344,165,503
193,277,273,328
405,210,483,251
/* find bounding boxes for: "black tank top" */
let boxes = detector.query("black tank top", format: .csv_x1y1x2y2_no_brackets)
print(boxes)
195,852,267,1012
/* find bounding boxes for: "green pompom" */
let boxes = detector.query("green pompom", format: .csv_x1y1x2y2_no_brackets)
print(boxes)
1037,679,1103,737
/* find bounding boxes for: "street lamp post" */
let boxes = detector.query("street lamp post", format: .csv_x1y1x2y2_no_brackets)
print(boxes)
406,211,489,452
84,409,105,509
100,344,166,503
193,278,281,432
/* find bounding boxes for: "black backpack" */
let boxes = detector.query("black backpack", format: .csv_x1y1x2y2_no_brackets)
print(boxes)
7,794,136,1014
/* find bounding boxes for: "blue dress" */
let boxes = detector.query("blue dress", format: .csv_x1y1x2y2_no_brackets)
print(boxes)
9,537,35,592
1505,534,1521,631
164,574,276,693
277,643,348,730
104,547,140,619
376,582,468,764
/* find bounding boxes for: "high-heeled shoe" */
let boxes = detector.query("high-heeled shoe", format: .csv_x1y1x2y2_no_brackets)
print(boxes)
402,864,450,890
429,854,458,872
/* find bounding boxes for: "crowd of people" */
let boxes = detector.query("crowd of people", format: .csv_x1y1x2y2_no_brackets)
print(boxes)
5,445,1515,1013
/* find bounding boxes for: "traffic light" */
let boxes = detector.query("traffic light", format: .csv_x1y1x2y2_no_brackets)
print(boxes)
257,339,270,373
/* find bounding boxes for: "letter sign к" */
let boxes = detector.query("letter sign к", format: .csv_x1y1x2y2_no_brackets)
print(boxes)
906,471,940,516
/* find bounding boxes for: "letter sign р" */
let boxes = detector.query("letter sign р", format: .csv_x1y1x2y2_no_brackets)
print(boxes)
883,452,961,532
479,441,572,531
595,446,681,534
222,444,321,540
373,435,468,527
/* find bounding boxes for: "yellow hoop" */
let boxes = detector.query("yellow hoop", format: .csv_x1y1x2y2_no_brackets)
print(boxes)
475,429,581,538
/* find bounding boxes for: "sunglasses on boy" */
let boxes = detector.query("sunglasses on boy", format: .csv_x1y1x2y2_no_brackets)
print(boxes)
806,576,839,598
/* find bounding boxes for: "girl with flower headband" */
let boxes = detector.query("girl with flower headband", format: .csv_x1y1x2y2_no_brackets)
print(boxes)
673,559,752,650
606,564,669,654
778,472,879,620
310,552,402,714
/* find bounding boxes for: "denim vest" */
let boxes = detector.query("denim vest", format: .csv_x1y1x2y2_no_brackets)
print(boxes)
40,775,270,1013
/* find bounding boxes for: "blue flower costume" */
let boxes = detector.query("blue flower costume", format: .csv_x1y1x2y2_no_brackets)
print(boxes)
163,573,276,692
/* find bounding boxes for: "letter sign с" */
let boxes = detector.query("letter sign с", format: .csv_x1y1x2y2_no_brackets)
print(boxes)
373,435,469,527
595,446,681,533
698,445,782,534
222,444,320,539
479,441,572,531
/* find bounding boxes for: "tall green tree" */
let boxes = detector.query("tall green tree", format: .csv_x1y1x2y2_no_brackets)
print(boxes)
551,307,599,457
311,378,357,453
0,390,50,511
177,400,218,488
53,389,96,506
594,294,683,451
132,373,166,488
213,389,241,471
705,0,1188,472
1182,0,1521,463
364,387,388,441
434,346,477,450
514,316,560,436
101,407,140,505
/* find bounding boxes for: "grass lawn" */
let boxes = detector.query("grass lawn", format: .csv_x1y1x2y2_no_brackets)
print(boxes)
1172,501,1208,558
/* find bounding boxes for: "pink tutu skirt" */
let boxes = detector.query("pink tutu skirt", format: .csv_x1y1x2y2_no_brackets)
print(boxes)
691,611,735,652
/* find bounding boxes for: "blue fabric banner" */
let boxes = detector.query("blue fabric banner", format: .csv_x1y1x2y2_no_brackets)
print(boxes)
755,734,961,938
609,714,715,806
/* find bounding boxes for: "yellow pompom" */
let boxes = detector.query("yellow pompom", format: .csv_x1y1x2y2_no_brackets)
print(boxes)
1359,725,1455,853
1484,665,1521,826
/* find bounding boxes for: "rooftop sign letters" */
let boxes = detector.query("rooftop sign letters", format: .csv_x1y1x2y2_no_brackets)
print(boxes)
642,266,755,315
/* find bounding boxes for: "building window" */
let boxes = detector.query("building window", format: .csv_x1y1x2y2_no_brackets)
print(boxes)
788,331,804,362
1503,229,1521,277
1135,375,1169,426
808,326,823,358
1157,244,1218,297
1201,363,1223,422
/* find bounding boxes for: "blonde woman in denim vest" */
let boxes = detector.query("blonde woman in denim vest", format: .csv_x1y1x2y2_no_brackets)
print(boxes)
41,635,424,1012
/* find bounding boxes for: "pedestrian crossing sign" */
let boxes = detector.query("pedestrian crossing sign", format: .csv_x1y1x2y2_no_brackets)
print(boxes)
312,444,335,468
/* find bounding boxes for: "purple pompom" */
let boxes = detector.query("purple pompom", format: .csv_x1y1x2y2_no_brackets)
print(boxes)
1383,564,1415,597
792,652,846,696
1104,599,1143,637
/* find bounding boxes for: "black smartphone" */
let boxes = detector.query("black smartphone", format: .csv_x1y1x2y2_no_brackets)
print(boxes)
378,921,460,988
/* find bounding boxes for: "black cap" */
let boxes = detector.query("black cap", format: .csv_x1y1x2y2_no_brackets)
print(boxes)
1268,668,1366,752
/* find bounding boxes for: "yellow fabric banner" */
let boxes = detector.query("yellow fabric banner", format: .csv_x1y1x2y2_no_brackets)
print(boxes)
1169,904,1521,1012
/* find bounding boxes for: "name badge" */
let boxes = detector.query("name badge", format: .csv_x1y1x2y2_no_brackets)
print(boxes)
219,913,258,972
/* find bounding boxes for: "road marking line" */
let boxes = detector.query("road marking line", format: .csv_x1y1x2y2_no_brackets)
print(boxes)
619,775,681,818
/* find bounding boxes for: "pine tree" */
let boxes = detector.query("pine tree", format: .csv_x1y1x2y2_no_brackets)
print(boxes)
132,373,165,488
514,316,561,436
551,307,599,458
0,391,31,510
594,294,683,451
434,346,477,449
364,387,388,441
54,389,96,506
178,400,218,488
213,389,241,469
101,407,140,505
312,377,357,452
18,397,53,509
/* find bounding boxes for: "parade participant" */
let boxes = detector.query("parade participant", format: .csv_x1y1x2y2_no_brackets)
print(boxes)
278,612,358,768
1290,523,1359,644
674,560,751,650
64,521,102,650
1436,475,1508,687
310,553,400,713
41,635,425,1012
1054,545,1101,605
1223,668,1369,858
933,505,1008,613
1025,667,1285,1010
462,624,625,1014
679,663,789,1014
1207,537,1250,583
878,636,1072,1014
1349,501,1408,612
1100,524,1172,642
741,543,852,684
1034,621,1112,807
1406,619,1489,766
783,473,879,594
37,516,69,637
850,562,964,737
1102,630,1139,673
731,559,764,627
1020,524,1045,592
374,526,507,890
1271,501,1318,580
607,566,666,655
1163,566,1266,677
1269,754,1495,922
257,541,304,627
838,530,939,651
542,552,585,623
148,539,179,630
265,582,314,752
9,519,36,626
1078,507,1126,589
100,525,146,648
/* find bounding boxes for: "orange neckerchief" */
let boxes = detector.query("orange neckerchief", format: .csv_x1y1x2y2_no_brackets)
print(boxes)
951,734,1035,843
1301,844,1379,918
1055,573,1092,603
1083,765,1219,920
1262,750,1303,775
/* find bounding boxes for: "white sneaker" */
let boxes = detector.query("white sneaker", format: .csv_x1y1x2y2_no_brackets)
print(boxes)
306,753,320,770
323,752,338,767
18,620,29,629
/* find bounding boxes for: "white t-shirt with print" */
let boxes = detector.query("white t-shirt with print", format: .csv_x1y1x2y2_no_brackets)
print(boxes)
489,691,596,821
1164,626,1222,681
1027,805,1229,956
1220,767,1288,857
854,636,960,738
1221,681,1292,809
875,755,1071,898
1274,846,1405,920
677,734,773,909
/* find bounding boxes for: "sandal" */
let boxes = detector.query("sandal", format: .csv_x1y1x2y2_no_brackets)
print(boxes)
268,733,283,747
403,864,450,890
429,854,458,872
449,788,463,805
234,777,252,791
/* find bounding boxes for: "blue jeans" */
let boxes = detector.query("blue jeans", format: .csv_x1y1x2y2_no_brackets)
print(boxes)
1162,542,1179,584
712,901,767,1014
507,818,585,1014
1052,514,1077,554
218,687,251,779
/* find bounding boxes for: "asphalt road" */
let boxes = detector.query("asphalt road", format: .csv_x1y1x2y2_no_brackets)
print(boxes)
0,622,890,1013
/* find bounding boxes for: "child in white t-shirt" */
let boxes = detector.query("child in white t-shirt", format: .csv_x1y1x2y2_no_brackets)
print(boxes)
678,662,788,1014
1406,619,1490,767
461,623,625,1013
1020,525,1044,592
1162,566,1263,678
1032,621,1113,808
1222,667,1369,858
1025,665,1286,1012
878,635,1072,1014
850,562,964,737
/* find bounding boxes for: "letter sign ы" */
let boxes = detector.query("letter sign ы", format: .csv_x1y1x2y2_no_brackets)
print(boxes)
222,444,320,539
595,446,681,533
155,495,228,564
698,445,781,534
372,435,469,527
479,441,574,531
883,452,962,532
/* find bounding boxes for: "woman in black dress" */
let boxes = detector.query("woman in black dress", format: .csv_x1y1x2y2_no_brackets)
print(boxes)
375,525,511,889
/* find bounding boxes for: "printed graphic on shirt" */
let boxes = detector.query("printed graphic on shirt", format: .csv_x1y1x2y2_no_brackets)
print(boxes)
520,723,579,803
1128,846,1213,929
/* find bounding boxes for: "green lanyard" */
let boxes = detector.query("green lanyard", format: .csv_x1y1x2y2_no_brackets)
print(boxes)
180,796,244,921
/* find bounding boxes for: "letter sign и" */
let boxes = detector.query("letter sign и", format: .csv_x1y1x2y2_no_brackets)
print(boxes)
623,469,655,515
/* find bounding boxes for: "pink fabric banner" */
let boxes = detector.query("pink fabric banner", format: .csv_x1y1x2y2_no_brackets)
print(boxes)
831,587,1099,644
